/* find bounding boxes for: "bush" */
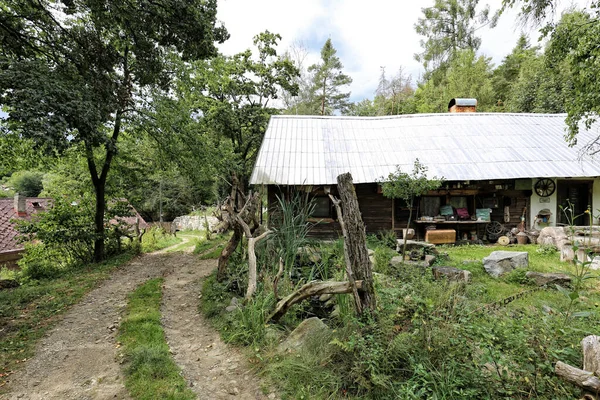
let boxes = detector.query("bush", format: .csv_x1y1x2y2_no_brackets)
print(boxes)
18,242,67,281
373,246,396,274
6,170,44,197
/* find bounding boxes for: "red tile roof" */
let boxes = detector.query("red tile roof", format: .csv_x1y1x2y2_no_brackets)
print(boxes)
0,198,51,254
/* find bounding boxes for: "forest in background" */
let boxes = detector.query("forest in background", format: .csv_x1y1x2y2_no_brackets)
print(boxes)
1,0,598,261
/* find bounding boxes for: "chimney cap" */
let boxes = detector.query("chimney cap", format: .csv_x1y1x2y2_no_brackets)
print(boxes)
448,98,477,110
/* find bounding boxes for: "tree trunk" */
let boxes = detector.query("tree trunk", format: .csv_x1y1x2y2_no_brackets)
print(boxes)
244,229,271,300
335,172,376,313
401,197,414,258
555,361,600,392
270,280,365,322
92,179,105,262
217,226,242,282
582,335,600,377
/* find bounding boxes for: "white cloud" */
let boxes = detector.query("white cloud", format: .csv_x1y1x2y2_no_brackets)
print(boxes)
217,0,590,104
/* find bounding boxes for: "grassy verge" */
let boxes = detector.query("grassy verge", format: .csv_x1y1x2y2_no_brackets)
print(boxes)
193,233,230,259
0,252,135,390
141,227,182,252
162,231,204,253
201,241,600,399
118,278,194,400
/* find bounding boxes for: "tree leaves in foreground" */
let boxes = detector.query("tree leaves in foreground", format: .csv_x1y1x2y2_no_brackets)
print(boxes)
0,0,228,261
502,1,600,144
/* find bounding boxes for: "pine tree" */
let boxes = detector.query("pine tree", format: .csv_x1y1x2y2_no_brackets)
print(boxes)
307,39,353,115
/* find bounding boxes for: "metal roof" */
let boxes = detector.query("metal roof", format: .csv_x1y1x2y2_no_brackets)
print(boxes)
249,113,600,185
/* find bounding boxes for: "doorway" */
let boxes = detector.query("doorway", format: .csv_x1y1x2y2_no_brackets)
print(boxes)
556,180,592,226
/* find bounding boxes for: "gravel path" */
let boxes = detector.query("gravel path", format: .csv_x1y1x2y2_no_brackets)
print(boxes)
2,247,271,399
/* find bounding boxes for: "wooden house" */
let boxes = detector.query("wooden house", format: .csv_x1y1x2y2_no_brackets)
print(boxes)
249,101,600,241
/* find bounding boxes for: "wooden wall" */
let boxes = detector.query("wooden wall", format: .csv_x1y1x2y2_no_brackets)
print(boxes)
266,182,532,240
267,184,392,239
0,250,22,269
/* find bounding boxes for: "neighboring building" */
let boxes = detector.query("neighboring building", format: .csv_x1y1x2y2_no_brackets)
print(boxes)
0,195,148,268
250,100,600,240
0,194,51,267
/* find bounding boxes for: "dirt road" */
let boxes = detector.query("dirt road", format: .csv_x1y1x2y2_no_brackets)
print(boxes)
3,248,269,399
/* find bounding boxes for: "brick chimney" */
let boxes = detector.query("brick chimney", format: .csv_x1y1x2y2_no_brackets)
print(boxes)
448,98,477,113
14,193,27,217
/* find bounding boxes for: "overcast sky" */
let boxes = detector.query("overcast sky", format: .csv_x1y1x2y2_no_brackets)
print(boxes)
216,0,587,103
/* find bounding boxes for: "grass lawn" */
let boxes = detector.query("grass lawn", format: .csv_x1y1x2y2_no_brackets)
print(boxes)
118,278,194,400
0,252,135,390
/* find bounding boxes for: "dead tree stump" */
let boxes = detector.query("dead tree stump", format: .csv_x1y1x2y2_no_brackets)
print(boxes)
334,172,376,313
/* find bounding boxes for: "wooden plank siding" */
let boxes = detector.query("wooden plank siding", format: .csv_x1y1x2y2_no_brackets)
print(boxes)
266,182,532,240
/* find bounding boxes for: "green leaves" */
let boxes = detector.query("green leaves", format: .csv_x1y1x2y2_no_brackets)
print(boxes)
380,159,443,205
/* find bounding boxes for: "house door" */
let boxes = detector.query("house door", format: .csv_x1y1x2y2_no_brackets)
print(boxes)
556,180,592,226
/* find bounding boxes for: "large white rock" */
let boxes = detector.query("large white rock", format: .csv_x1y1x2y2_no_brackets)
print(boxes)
277,317,331,353
483,251,529,277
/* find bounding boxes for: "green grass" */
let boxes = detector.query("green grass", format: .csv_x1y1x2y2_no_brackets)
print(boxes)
193,233,230,259
141,228,182,253
162,231,204,253
0,252,135,390
201,241,600,399
118,278,194,400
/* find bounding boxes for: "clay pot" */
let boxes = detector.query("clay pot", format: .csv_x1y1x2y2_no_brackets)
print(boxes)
516,231,528,245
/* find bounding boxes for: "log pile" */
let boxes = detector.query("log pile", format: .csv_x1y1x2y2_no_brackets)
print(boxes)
555,335,600,399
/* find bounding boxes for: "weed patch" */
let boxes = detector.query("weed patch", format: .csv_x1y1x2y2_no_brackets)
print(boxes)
118,278,194,400
201,240,600,399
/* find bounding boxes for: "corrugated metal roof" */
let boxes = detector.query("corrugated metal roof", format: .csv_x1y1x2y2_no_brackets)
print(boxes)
249,113,600,185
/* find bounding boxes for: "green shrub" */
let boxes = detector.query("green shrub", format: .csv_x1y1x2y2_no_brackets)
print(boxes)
18,242,67,281
6,170,44,197
373,246,396,274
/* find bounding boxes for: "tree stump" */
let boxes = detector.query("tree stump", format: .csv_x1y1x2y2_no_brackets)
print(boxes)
334,172,376,313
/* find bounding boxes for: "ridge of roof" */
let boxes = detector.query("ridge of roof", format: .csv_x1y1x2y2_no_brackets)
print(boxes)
271,113,568,120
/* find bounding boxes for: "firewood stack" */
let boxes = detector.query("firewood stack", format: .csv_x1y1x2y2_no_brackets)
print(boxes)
555,335,600,400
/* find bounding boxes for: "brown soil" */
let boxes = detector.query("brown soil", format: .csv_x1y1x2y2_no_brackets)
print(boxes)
2,246,271,400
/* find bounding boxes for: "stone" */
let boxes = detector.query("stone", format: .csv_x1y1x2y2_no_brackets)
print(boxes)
297,246,321,263
432,266,472,283
424,255,436,267
278,317,331,353
590,257,600,271
230,297,240,306
265,326,284,344
396,239,435,253
542,305,555,314
537,227,569,249
483,251,529,277
319,293,333,303
390,255,404,267
225,305,238,313
526,271,572,287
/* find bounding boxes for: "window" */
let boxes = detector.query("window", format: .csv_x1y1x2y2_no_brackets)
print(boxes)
311,196,331,218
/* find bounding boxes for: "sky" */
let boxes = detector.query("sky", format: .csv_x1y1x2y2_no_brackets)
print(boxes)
216,0,587,103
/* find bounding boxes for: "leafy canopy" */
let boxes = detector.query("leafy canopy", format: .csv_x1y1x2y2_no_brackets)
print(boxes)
381,159,443,205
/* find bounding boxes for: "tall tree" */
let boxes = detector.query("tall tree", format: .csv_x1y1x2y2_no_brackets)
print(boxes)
415,0,497,77
413,49,495,112
0,0,228,261
502,2,600,144
374,66,415,115
307,39,353,115
492,34,540,109
146,31,299,192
